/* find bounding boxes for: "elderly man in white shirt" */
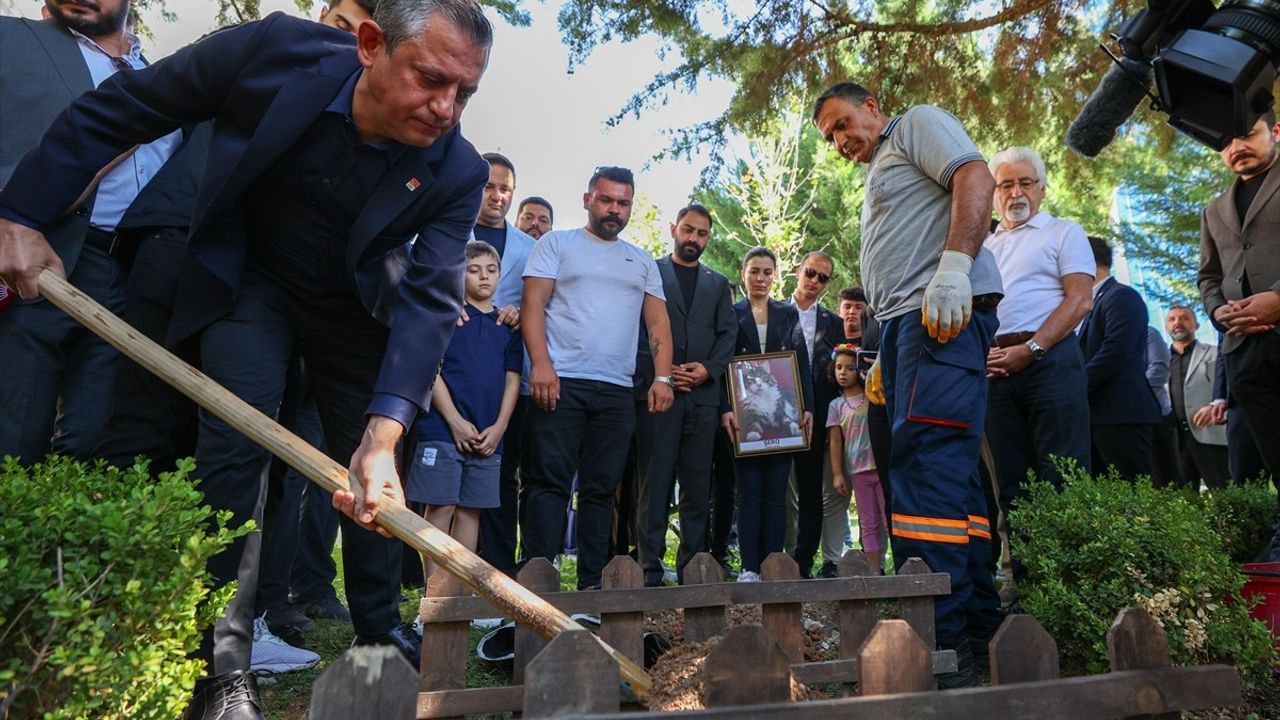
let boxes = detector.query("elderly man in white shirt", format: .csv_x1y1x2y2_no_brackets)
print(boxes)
983,146,1095,589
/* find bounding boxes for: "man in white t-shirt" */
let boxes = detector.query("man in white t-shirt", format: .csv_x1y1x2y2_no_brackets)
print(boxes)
983,146,1095,588
520,166,675,590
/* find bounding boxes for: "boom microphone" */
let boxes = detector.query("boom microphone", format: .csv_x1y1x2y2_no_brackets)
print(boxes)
1066,57,1154,157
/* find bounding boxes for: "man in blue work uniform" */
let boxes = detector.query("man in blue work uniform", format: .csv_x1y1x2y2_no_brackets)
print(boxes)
814,82,1004,688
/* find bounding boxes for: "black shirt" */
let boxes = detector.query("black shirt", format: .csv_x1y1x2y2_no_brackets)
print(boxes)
1169,340,1196,421
246,70,403,297
1234,165,1271,225
1233,165,1272,296
473,222,507,260
673,261,698,309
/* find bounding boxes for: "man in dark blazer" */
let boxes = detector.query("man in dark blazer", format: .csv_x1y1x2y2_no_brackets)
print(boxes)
1199,111,1280,483
1079,237,1162,478
787,250,843,578
0,0,180,463
634,204,735,586
0,4,493,717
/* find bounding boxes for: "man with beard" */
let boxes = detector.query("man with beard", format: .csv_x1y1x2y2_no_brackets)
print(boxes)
1200,110,1280,487
0,0,180,462
633,203,735,586
520,166,675,589
1165,306,1231,488
982,146,1094,589
472,152,535,576
515,196,553,239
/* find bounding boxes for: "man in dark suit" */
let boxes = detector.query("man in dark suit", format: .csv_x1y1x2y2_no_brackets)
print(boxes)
0,0,180,463
634,203,735,586
787,251,843,578
0,4,493,716
1199,111,1280,484
1079,237,1162,478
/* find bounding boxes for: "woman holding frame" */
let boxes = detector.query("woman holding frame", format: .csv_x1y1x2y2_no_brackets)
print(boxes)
720,246,814,582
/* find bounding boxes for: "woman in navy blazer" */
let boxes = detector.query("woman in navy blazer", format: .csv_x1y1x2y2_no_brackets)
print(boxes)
720,247,815,581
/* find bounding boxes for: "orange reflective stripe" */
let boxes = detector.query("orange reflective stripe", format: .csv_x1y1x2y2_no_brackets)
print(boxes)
892,527,971,544
891,513,968,530
967,514,992,539
891,514,970,544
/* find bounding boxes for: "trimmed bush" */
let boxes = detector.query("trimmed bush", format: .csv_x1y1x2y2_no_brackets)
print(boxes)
1009,461,1275,683
0,457,247,719
1196,480,1278,564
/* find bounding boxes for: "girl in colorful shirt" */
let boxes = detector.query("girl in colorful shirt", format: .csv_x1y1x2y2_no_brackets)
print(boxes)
826,344,887,573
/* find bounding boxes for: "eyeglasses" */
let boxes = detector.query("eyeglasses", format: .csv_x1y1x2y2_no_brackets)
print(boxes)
996,178,1040,192
803,267,831,284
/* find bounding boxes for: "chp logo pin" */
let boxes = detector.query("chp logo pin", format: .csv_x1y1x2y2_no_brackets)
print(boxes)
405,177,421,192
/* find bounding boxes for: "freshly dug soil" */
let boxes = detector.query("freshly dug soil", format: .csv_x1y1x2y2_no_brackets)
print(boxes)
640,602,841,710
644,636,813,711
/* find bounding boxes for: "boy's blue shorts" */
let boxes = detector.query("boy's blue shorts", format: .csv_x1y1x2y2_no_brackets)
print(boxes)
405,440,501,509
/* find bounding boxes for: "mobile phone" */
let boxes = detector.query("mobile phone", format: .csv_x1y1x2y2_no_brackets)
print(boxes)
855,350,878,378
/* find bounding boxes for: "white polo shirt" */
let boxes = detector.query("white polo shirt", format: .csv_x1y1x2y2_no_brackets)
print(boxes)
984,210,1095,334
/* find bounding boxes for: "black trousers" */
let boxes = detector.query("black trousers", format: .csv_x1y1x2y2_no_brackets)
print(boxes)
1174,420,1231,490
195,266,401,674
790,432,827,578
256,364,340,614
867,402,892,519
95,228,198,470
1150,413,1183,489
480,395,529,577
1091,423,1154,480
1,240,125,462
1227,332,1280,483
635,395,717,585
521,379,636,589
709,426,737,563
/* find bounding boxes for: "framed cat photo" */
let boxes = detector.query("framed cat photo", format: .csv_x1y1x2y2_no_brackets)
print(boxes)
727,351,809,457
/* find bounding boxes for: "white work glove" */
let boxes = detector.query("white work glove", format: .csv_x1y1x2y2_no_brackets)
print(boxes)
921,250,973,344
864,355,885,406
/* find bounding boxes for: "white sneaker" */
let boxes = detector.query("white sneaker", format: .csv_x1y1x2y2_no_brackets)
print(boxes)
251,614,320,675
737,570,761,583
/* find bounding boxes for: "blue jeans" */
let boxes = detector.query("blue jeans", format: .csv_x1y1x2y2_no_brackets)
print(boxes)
880,308,1002,650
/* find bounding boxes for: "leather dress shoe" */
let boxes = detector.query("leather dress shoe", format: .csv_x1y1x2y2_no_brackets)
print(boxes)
352,621,421,670
182,670,264,720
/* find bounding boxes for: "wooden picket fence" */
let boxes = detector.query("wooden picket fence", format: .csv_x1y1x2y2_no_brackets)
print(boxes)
307,551,1244,720
413,550,956,718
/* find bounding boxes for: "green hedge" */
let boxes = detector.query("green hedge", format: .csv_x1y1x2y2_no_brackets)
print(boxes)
0,457,247,719
1196,480,1278,564
1009,461,1276,683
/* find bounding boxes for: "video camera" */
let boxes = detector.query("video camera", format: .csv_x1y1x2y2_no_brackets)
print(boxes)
1067,0,1280,156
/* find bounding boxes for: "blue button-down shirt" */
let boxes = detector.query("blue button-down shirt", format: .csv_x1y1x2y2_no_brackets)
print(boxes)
71,30,181,231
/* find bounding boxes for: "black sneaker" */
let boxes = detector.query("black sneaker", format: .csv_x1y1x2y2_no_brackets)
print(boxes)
352,622,421,670
263,605,314,634
817,561,838,579
294,596,351,623
935,638,978,689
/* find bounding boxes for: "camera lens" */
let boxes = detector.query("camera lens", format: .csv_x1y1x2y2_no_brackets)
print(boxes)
1204,0,1280,57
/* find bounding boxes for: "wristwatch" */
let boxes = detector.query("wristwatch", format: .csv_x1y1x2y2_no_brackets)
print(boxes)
654,375,676,388
1024,339,1047,361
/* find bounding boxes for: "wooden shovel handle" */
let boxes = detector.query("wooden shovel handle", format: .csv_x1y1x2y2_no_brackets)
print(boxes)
37,268,652,696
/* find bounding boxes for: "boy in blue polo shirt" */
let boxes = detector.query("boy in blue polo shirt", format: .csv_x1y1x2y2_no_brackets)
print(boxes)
409,240,523,586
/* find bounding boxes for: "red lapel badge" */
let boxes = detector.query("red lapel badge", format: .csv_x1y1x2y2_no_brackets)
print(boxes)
405,177,421,192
